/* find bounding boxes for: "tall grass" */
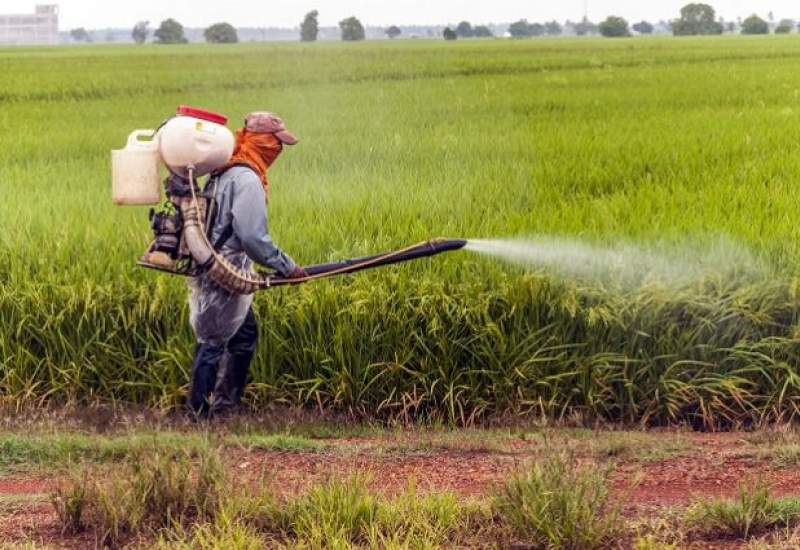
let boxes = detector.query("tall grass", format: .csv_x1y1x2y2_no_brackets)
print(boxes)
494,452,621,548
3,38,800,424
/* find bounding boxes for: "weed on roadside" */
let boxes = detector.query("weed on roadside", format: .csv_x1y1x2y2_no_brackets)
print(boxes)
687,480,800,540
493,452,622,548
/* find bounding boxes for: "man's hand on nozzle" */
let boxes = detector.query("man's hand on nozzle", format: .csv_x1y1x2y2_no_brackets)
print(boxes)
285,266,308,282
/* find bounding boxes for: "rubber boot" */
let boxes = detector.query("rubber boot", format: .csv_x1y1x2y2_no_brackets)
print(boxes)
189,343,225,418
211,309,258,416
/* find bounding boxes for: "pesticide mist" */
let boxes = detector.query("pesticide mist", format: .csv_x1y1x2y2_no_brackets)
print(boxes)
465,237,769,288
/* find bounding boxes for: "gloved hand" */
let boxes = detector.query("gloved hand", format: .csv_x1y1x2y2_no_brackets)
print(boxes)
284,266,308,281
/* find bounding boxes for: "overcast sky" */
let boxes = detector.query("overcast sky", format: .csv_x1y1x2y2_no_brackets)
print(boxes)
5,1,800,29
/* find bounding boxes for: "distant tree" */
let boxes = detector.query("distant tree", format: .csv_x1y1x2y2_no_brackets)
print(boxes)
473,25,493,38
70,27,91,42
726,21,736,33
599,16,630,38
105,30,116,42
545,21,562,36
132,20,149,44
339,16,365,41
300,10,319,42
508,19,532,38
741,14,769,35
530,23,546,37
443,27,457,40
386,25,402,39
632,21,654,34
672,3,723,35
775,19,794,34
154,18,188,44
456,21,474,38
575,17,598,36
204,22,238,43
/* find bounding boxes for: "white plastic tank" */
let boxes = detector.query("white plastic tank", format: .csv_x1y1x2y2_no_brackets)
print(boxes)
112,130,161,206
158,106,235,178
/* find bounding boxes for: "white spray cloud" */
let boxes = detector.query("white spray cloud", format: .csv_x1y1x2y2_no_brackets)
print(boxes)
465,237,768,287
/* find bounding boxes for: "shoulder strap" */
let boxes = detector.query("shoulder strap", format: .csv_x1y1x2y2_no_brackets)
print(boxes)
200,175,228,250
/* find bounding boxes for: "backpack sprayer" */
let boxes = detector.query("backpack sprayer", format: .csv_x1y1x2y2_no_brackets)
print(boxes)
112,106,466,294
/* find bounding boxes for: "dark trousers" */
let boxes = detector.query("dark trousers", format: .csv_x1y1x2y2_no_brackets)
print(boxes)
189,309,259,417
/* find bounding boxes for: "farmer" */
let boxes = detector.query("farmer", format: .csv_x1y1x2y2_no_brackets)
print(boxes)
188,111,306,418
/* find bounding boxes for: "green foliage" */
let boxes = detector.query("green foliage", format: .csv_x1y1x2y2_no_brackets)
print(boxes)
493,453,621,548
673,3,724,36
6,40,800,427
339,16,366,42
741,15,770,35
204,23,238,44
633,21,655,35
599,16,631,38
575,18,599,36
507,20,530,38
545,21,563,36
300,10,319,42
69,28,90,43
154,18,188,44
775,20,794,34
456,21,474,38
442,27,457,41
474,25,494,38
386,25,402,40
132,20,149,44
688,481,800,539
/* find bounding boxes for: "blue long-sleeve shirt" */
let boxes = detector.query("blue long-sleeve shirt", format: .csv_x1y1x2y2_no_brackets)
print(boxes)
209,166,297,276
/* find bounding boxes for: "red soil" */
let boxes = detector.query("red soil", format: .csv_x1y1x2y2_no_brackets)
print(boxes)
3,432,800,548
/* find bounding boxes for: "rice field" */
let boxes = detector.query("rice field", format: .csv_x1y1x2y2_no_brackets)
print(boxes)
4,36,800,426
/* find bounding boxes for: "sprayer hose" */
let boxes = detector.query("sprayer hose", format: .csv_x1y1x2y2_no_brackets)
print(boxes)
184,167,449,293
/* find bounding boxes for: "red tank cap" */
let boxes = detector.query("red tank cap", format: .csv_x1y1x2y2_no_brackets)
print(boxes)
176,105,228,125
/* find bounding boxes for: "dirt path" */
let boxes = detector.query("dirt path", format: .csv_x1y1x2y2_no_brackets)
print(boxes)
2,432,800,548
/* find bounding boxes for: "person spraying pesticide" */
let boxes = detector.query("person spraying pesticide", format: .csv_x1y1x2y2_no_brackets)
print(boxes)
186,112,307,417
112,105,466,417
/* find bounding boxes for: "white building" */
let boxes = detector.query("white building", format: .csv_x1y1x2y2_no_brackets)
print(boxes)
0,5,59,46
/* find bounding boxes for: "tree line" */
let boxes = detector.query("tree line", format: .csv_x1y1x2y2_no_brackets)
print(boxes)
67,4,800,45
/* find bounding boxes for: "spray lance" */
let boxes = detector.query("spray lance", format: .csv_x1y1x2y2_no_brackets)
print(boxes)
112,106,466,293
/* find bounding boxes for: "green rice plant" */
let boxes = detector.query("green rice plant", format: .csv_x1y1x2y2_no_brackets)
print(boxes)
6,38,800,426
687,480,800,539
493,452,621,549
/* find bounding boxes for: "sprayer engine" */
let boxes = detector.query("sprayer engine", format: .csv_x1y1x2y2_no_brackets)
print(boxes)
139,175,212,276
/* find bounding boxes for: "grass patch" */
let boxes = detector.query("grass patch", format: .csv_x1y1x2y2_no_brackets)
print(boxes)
590,432,689,463
51,443,223,546
0,432,213,472
230,433,325,452
687,481,800,539
493,452,622,548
